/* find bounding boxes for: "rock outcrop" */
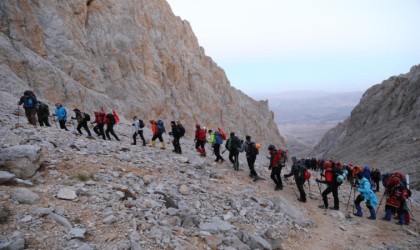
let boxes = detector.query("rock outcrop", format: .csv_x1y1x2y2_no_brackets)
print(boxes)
311,65,420,189
0,0,284,147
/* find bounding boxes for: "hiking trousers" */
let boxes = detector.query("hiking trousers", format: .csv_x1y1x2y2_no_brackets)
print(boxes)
38,115,50,127
270,166,283,188
106,124,119,141
296,178,306,201
133,130,146,145
229,150,239,164
322,182,341,209
246,155,257,177
213,144,224,162
93,123,106,139
152,132,164,142
59,120,68,131
77,121,91,136
172,136,181,153
24,107,37,126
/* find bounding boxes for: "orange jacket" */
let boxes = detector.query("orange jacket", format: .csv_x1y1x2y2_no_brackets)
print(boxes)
150,121,158,135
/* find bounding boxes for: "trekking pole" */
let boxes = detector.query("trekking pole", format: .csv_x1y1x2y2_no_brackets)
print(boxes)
352,187,356,214
346,184,353,212
375,191,386,215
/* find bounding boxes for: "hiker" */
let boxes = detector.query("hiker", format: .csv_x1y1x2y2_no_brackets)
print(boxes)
316,160,342,210
383,172,410,225
170,121,182,154
240,135,259,181
150,120,166,149
132,116,146,146
92,110,106,140
53,103,68,131
36,101,50,127
284,156,307,202
194,124,207,156
104,113,119,141
226,132,241,170
371,168,381,192
72,109,92,137
353,172,378,219
208,129,225,163
17,90,38,126
268,145,285,190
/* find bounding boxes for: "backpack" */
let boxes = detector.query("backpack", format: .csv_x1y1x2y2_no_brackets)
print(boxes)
214,132,223,145
217,128,227,140
225,138,232,151
106,113,116,125
177,124,185,137
198,129,207,141
297,161,307,179
139,119,145,129
247,142,259,156
83,112,91,121
157,120,165,133
304,169,311,180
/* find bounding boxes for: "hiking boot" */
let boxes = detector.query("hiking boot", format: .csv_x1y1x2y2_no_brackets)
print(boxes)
220,159,225,163
131,143,136,145
275,186,283,191
329,207,339,211
319,205,328,209
298,198,307,203
253,176,259,182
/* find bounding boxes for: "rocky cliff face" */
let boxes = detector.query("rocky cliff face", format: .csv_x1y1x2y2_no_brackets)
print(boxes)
0,0,284,146
311,65,420,189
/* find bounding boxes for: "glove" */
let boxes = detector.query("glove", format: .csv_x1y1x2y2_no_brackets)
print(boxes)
283,174,287,178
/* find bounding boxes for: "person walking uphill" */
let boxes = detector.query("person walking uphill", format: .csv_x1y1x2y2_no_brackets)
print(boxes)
104,113,119,141
316,161,343,210
92,110,106,140
53,103,68,131
208,129,225,163
17,90,38,126
194,124,207,156
240,135,260,182
226,132,241,170
170,121,183,154
268,145,285,190
150,120,166,149
132,116,146,146
284,156,307,202
36,101,50,127
72,109,92,137
354,172,378,219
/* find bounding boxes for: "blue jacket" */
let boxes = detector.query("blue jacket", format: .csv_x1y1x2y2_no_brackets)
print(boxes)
18,96,38,109
55,106,67,121
357,177,378,207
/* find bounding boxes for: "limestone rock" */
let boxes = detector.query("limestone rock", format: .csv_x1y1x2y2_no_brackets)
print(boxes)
10,188,39,204
57,188,78,200
0,145,43,179
0,171,16,184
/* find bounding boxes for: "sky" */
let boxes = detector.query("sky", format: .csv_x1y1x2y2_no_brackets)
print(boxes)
166,0,420,95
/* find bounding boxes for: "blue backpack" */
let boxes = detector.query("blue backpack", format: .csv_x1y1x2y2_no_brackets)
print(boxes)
157,120,166,133
214,132,223,145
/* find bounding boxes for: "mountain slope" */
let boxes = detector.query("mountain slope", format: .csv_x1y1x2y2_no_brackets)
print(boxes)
311,65,420,189
0,0,283,146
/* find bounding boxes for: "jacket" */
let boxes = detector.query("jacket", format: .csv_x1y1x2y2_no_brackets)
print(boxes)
93,111,104,124
208,132,216,144
284,160,304,180
36,102,49,117
151,121,158,135
171,124,181,138
18,95,38,109
357,177,378,207
269,149,278,169
133,119,140,131
54,106,67,121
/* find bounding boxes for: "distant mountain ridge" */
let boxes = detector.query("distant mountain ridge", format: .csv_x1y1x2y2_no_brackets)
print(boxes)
311,65,420,189
252,91,363,155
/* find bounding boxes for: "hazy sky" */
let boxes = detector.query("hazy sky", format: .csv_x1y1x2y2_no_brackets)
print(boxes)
166,0,420,94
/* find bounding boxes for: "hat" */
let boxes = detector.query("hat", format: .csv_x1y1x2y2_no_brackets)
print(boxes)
73,108,80,112
196,124,200,127
230,132,235,137
246,135,251,141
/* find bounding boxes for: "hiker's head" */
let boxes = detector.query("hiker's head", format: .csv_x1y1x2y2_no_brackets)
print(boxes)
268,144,275,151
245,135,251,141
73,108,80,113
196,123,200,128
208,129,213,134
149,120,155,124
357,172,364,179
230,132,235,137
170,121,176,126
292,156,297,162
55,103,61,108
132,116,137,120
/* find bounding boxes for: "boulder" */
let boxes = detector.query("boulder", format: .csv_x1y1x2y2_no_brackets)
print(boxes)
0,145,43,179
10,188,40,204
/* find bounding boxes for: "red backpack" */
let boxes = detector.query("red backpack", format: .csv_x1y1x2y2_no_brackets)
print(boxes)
198,129,207,141
304,169,311,180
217,128,227,140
